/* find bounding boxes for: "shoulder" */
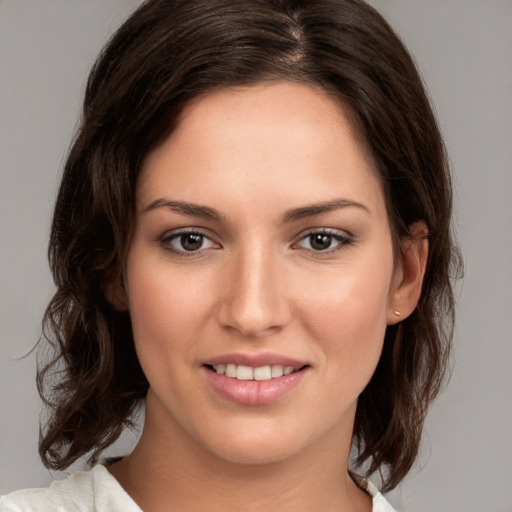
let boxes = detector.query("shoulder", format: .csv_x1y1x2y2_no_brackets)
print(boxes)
351,473,398,512
0,465,141,512
363,479,399,512
0,468,95,512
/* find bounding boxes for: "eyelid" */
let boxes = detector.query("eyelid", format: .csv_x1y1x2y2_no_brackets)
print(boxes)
291,227,353,252
160,227,221,254
158,226,353,256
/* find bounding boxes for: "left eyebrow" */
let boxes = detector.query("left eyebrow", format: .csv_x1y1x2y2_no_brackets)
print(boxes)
282,198,370,223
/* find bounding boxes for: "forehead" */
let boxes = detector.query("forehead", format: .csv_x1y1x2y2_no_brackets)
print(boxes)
138,81,386,220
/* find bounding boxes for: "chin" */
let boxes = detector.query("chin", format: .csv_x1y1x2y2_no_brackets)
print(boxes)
207,438,301,467
192,414,330,468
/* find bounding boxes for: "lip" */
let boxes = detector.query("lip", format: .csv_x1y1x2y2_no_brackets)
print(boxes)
201,352,310,406
202,352,307,368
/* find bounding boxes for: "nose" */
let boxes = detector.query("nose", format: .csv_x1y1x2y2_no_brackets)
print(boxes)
217,243,291,338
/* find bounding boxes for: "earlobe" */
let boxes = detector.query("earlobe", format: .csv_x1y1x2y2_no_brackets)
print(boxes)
104,273,129,311
387,221,429,325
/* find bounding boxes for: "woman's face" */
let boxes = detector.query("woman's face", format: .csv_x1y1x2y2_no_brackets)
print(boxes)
122,81,402,465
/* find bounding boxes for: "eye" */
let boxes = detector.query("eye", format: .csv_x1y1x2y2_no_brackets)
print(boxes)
295,229,351,252
162,230,219,253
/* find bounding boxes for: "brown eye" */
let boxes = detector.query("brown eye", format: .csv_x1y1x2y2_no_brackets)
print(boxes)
162,230,218,254
309,233,333,251
180,233,204,251
295,229,351,253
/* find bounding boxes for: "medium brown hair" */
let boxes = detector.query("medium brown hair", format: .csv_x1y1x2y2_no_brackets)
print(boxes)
38,0,461,491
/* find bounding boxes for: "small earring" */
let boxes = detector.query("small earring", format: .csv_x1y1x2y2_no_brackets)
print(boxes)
393,310,401,317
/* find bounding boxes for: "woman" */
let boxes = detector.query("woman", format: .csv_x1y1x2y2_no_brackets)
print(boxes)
0,0,460,511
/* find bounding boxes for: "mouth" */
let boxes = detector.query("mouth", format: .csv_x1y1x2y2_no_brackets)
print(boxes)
202,356,310,406
205,363,307,381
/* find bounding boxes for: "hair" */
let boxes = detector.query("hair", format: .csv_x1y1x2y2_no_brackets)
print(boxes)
37,0,462,492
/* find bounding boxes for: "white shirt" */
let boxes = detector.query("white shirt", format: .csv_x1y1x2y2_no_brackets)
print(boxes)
1,465,397,511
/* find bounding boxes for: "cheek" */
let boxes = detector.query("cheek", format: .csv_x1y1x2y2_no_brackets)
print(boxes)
124,252,216,376
127,252,210,330
297,265,392,378
124,263,217,407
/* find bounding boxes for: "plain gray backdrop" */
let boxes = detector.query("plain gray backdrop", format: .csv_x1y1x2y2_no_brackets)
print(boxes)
1,1,511,511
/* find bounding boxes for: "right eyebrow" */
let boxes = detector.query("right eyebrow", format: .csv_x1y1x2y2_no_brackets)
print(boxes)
141,198,226,223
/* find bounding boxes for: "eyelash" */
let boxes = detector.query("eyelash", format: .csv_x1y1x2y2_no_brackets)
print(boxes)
292,228,353,254
160,228,219,256
159,228,353,256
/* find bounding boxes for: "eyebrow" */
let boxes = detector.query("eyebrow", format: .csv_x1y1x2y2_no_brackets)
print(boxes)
142,197,369,223
282,198,370,223
142,198,226,222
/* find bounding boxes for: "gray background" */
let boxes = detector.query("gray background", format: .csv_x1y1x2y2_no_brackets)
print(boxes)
1,1,511,510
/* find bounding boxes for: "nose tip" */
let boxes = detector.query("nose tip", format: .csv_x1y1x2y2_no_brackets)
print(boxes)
217,253,290,338
220,292,281,338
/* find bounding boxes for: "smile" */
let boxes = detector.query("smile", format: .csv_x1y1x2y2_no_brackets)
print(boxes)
210,364,301,381
203,359,309,406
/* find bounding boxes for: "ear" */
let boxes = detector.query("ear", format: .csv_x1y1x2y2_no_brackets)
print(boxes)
104,272,129,311
387,221,429,325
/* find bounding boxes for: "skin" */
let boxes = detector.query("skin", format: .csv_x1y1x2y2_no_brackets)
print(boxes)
108,81,427,512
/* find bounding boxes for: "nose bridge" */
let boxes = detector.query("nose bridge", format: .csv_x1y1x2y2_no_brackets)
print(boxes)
218,238,288,337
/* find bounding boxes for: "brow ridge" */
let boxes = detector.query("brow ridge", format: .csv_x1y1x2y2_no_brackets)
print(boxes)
142,198,225,222
143,197,368,224
282,198,370,223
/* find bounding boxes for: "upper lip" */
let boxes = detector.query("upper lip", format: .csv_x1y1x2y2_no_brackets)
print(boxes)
202,352,309,368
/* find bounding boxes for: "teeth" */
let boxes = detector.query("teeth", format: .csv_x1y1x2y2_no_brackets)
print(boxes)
212,363,300,381
236,365,253,380
253,366,271,381
225,363,237,378
271,365,284,378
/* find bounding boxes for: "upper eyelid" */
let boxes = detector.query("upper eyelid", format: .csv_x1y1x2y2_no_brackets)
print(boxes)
293,227,352,241
161,226,214,239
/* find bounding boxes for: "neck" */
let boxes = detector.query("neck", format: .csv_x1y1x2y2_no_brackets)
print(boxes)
108,396,371,512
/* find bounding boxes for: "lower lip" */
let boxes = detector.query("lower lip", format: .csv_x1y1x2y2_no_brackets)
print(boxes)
202,366,309,406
